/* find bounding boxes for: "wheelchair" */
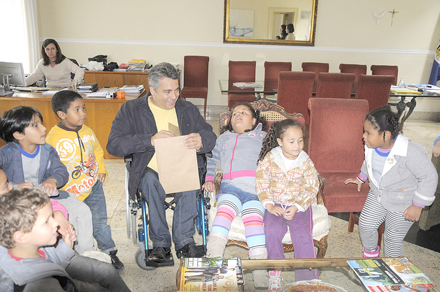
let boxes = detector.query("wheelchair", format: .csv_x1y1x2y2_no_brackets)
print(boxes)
124,155,211,270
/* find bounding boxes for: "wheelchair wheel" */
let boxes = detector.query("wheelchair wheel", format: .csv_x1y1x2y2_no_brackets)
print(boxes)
135,248,157,270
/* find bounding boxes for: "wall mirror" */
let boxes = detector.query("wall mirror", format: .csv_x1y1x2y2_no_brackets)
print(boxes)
224,0,318,46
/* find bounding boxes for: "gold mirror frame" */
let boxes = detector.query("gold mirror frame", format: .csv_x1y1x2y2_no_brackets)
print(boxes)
223,0,318,46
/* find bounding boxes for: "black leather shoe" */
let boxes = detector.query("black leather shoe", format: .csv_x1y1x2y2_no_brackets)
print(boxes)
109,250,124,270
147,247,172,261
175,242,205,259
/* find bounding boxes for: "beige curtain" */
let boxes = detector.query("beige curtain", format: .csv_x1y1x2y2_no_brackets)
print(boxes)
23,0,40,72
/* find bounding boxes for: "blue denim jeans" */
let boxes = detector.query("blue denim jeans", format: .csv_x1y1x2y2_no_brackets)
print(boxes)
218,183,260,204
66,254,130,291
83,180,115,253
139,167,198,251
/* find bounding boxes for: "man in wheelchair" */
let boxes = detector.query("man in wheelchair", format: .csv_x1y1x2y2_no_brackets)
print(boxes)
107,62,216,265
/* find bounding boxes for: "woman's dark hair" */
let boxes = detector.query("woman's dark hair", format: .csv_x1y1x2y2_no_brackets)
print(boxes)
0,106,44,143
223,103,267,133
41,39,66,66
287,23,294,33
258,119,304,161
280,24,287,39
365,105,400,140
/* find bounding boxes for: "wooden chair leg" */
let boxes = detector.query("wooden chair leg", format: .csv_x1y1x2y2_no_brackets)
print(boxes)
348,212,358,232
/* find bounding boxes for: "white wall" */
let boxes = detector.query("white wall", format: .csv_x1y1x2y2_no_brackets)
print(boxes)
36,0,440,110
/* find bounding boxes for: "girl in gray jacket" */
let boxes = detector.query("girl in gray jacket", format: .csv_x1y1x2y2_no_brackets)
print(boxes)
345,106,437,257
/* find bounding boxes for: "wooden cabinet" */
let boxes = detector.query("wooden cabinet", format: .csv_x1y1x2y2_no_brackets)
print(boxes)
84,71,149,89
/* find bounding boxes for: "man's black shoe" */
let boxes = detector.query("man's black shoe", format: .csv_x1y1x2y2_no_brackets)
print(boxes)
147,247,172,262
109,250,124,270
175,242,205,259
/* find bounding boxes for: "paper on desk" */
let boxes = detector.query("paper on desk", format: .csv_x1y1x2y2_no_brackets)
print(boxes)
86,92,107,97
42,88,68,95
154,136,200,194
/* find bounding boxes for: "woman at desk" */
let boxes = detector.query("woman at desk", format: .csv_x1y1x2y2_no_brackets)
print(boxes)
26,39,84,88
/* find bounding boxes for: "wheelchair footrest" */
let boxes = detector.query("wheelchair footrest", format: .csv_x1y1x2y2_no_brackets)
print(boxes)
144,249,174,267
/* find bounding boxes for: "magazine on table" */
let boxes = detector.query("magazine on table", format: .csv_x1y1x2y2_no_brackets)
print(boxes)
347,257,437,292
177,257,244,291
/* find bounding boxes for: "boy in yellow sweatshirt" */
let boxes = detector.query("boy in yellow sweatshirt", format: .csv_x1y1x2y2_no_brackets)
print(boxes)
46,90,124,269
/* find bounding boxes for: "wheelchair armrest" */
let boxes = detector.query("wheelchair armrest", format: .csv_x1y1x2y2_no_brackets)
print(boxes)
124,154,133,166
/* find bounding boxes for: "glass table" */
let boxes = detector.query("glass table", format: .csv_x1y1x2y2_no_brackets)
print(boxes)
238,257,435,292
219,80,276,101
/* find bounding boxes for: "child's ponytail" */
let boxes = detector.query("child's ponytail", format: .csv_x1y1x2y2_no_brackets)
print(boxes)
258,121,279,162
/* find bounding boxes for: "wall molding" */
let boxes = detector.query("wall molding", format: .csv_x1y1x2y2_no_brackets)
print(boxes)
41,37,434,55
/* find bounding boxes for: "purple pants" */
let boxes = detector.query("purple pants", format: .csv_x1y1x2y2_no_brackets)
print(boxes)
264,205,318,281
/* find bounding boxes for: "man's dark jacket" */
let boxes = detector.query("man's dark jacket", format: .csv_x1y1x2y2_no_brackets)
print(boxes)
107,93,217,199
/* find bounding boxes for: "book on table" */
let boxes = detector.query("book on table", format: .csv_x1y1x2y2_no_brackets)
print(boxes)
77,83,98,93
347,257,437,292
119,85,144,93
177,257,244,292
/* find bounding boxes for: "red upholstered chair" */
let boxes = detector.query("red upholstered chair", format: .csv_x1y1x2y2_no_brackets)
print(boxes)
339,63,367,93
228,61,256,109
277,71,315,125
370,65,398,85
355,74,395,112
181,56,209,118
308,98,384,245
315,72,355,99
302,62,329,92
263,61,291,98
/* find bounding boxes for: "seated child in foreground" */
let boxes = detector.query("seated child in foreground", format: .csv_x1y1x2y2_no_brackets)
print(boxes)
0,106,94,254
256,119,319,291
0,188,131,292
46,90,123,269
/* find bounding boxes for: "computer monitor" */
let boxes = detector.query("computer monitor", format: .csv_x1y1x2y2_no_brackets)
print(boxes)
0,61,26,88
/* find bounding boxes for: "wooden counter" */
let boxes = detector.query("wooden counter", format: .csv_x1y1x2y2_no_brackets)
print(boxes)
84,70,149,89
0,91,144,159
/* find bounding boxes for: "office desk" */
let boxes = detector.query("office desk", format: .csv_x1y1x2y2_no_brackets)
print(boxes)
0,91,145,158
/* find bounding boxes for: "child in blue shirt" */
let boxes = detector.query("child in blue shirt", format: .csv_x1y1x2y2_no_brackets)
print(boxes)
0,106,94,254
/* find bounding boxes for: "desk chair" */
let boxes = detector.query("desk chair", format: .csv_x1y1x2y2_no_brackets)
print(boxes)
228,61,256,109
263,61,291,99
315,72,355,99
339,63,367,93
308,98,383,248
210,100,330,258
181,56,210,119
355,74,395,112
370,65,398,85
302,62,329,92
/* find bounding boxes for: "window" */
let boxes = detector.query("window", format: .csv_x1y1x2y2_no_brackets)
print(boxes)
0,0,39,73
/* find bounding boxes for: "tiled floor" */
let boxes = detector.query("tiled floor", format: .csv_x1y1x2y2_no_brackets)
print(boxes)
102,119,440,291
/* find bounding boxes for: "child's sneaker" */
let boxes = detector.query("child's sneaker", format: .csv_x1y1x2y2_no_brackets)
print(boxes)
268,270,282,292
109,250,124,269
